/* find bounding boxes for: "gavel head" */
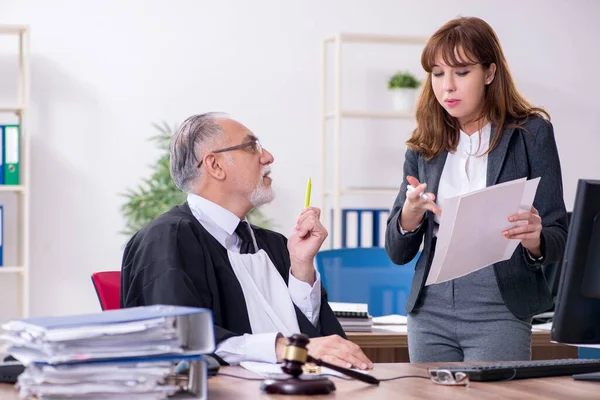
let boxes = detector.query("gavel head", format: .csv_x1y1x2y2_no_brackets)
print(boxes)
281,333,310,377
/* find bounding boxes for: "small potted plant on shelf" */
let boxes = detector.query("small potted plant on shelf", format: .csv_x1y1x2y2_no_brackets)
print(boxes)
388,71,421,113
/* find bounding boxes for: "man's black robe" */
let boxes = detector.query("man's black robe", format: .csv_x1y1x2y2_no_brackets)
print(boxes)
121,202,345,362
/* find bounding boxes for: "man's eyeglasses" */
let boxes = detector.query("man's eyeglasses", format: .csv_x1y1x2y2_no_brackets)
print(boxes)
197,139,263,168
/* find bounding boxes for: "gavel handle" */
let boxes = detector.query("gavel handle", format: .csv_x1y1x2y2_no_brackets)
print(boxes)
307,355,380,385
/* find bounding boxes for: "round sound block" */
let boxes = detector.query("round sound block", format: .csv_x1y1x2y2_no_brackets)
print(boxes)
261,375,336,395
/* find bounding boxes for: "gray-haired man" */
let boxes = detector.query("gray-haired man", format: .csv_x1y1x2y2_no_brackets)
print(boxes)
121,113,373,370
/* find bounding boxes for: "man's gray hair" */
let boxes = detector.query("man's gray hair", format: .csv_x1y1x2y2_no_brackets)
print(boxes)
170,112,229,192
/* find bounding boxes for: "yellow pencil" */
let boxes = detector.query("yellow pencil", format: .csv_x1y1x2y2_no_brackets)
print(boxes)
305,178,312,208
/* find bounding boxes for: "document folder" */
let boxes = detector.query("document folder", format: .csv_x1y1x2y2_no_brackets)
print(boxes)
1,305,214,399
3,125,20,185
1,305,215,365
0,125,4,184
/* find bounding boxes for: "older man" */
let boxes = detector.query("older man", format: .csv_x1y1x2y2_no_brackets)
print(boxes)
121,112,372,370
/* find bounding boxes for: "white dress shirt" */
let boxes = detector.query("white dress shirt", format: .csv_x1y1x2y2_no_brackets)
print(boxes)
187,193,322,364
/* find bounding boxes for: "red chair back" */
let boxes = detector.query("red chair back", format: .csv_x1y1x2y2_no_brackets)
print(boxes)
91,271,121,310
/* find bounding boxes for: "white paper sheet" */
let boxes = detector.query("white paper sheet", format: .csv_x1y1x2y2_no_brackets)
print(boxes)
374,325,408,333
240,361,369,379
426,177,541,286
532,322,553,331
372,315,407,325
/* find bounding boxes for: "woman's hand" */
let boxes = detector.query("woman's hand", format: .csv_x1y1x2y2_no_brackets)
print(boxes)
399,175,441,232
503,206,543,257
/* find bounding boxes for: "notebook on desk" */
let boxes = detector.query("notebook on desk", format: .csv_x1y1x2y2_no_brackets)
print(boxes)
329,302,372,332
329,302,369,318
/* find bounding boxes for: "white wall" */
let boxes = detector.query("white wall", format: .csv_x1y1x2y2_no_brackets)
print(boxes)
0,0,598,319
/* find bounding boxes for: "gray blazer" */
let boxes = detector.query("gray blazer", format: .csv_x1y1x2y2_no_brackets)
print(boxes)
385,116,568,320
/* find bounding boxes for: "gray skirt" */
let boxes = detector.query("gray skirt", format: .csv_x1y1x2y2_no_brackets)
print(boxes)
407,265,533,362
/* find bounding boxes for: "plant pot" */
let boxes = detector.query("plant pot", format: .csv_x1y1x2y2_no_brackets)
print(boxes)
390,88,418,113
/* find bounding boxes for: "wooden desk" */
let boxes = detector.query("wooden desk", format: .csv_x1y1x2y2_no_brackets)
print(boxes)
2,363,597,399
208,363,597,399
347,329,578,363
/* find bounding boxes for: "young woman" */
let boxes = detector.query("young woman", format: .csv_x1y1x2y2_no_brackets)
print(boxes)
385,16,568,362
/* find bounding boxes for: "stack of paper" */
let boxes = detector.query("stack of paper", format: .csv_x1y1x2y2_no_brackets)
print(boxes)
426,177,541,286
16,357,189,399
0,305,215,399
329,302,372,332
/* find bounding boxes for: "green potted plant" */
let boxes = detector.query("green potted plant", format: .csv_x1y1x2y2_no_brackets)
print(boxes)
120,121,273,237
388,71,421,113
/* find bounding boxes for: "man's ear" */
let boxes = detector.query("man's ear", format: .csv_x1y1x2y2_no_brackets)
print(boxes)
203,154,226,181
485,63,497,85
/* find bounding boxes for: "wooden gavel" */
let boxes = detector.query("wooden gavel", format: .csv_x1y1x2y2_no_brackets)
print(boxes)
281,333,380,385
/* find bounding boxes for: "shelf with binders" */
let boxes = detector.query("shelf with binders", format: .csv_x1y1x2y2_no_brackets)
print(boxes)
0,123,25,275
320,33,427,249
0,24,31,317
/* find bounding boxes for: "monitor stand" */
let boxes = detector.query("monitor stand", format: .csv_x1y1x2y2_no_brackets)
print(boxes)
573,372,600,381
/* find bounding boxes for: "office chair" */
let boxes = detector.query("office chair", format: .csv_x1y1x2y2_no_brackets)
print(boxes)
315,247,418,317
91,271,121,310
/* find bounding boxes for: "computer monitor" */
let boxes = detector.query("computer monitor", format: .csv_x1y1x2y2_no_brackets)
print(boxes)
541,212,572,310
551,179,600,345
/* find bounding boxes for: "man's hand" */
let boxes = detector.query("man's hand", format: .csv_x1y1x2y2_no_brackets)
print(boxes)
287,207,328,285
276,334,373,370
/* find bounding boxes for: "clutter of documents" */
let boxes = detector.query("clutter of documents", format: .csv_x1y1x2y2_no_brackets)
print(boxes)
0,305,214,399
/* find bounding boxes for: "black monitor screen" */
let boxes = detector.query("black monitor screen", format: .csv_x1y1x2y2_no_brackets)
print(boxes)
552,179,600,345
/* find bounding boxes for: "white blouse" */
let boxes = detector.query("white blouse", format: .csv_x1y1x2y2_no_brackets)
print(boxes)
434,123,492,231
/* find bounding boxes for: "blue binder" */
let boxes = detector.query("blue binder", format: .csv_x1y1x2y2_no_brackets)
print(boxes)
0,205,3,266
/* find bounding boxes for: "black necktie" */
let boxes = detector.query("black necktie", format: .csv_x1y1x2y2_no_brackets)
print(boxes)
235,221,254,254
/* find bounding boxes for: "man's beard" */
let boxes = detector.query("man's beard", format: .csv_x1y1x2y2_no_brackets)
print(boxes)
249,166,275,207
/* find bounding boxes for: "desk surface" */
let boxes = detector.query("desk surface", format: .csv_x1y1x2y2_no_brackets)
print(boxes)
1,363,597,400
209,364,599,400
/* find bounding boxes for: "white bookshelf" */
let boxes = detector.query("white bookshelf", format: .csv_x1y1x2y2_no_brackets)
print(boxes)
320,33,428,248
0,25,30,318
0,186,26,193
0,105,26,114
